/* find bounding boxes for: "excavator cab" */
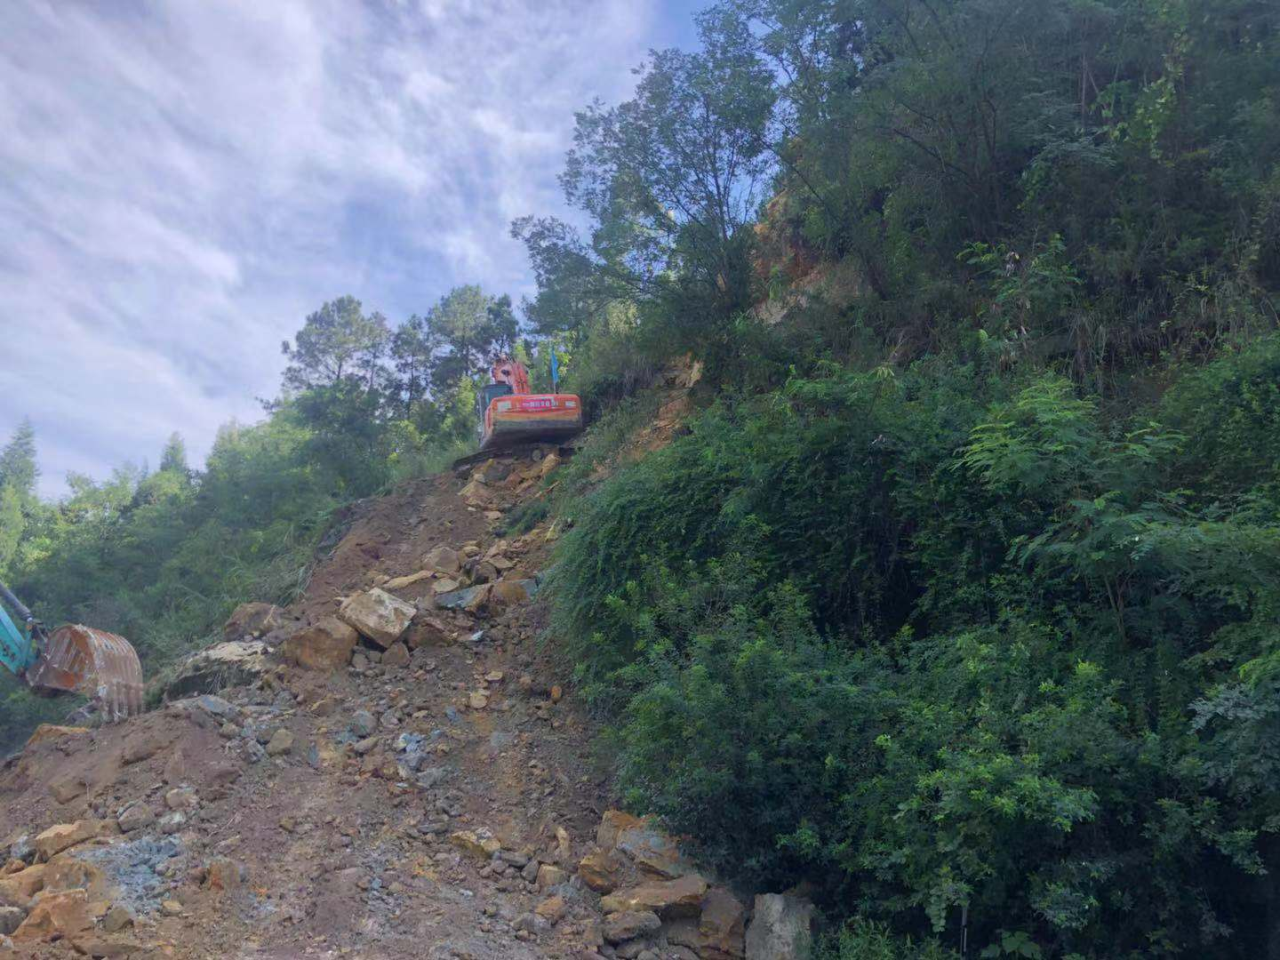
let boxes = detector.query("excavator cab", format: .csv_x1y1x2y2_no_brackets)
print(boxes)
0,581,143,721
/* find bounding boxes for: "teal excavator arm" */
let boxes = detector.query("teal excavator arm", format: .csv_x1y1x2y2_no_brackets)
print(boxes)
0,580,41,678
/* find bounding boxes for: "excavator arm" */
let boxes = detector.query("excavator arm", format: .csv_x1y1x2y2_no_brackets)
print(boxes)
0,580,40,678
0,580,144,721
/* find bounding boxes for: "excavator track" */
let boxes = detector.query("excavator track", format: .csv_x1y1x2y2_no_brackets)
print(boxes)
452,439,578,473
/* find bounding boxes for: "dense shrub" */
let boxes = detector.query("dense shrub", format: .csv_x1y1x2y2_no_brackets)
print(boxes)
551,341,1280,957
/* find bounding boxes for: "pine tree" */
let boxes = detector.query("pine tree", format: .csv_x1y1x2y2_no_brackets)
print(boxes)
0,418,38,501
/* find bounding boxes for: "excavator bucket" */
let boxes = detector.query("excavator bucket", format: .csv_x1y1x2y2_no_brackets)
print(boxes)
26,625,144,722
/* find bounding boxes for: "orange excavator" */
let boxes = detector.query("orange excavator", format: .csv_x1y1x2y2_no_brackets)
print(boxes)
474,358,583,452
0,580,144,721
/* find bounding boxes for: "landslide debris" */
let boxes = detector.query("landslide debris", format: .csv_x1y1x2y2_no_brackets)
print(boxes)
0,447,812,959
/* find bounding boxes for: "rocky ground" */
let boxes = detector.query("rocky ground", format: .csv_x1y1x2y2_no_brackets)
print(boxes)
0,445,813,959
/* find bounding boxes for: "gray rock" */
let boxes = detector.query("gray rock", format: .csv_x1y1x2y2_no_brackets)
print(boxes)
0,906,25,936
103,904,135,933
745,893,815,960
351,710,377,738
162,640,270,699
603,910,662,944
118,802,157,834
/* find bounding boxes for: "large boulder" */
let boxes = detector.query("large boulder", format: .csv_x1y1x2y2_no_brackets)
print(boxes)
163,640,271,699
613,818,694,880
281,616,358,671
744,893,814,960
338,588,416,648
222,602,282,641
698,887,748,959
12,889,92,942
459,480,491,508
578,848,626,893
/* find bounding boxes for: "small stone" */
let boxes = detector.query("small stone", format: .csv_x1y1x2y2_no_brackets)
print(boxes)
160,900,184,917
265,729,295,757
117,803,156,834
535,895,568,924
550,685,563,703
536,864,567,890
159,812,187,836
468,692,489,710
382,642,410,668
351,710,376,738
102,904,134,934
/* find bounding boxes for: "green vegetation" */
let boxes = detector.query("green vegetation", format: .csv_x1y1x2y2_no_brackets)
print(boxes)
516,0,1280,956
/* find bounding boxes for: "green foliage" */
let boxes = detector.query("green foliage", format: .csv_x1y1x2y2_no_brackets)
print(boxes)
551,351,1280,957
819,920,958,960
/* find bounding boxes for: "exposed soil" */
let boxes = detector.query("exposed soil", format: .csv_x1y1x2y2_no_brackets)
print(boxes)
0,453,621,959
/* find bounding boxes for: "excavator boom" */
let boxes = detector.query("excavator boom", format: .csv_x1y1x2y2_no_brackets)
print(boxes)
0,581,144,721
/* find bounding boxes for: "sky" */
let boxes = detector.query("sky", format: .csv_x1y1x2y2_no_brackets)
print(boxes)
0,0,702,499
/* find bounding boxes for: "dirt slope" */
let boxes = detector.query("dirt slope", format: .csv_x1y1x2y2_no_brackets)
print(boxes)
0,454,625,958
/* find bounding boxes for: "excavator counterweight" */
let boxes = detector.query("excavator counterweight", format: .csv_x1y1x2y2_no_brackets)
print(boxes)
474,358,583,452
0,580,144,721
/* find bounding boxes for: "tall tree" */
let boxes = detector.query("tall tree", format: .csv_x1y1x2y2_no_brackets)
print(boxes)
428,285,499,387
158,433,189,475
389,314,443,419
560,20,775,322
0,419,38,502
280,296,390,394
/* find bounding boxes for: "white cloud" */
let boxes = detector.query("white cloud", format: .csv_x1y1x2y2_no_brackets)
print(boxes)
0,0,669,497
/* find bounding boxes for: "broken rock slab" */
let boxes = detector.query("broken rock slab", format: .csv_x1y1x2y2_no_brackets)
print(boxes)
436,579,536,612
338,588,416,648
33,821,106,862
423,544,462,575
603,910,662,944
162,640,270,699
698,887,748,960
597,810,695,880
600,874,708,919
12,889,92,942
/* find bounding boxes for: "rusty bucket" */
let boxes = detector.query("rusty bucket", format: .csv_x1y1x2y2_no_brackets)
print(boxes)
26,625,144,721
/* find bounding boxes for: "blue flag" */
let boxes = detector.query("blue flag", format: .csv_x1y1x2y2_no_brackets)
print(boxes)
550,350,560,392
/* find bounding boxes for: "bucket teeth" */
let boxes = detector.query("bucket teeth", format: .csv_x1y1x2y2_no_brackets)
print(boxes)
26,625,144,721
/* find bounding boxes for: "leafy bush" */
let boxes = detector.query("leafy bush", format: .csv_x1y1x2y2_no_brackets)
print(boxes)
551,357,1280,957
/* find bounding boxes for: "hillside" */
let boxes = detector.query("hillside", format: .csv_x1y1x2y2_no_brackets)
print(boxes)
2,0,1279,957
0,442,778,959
